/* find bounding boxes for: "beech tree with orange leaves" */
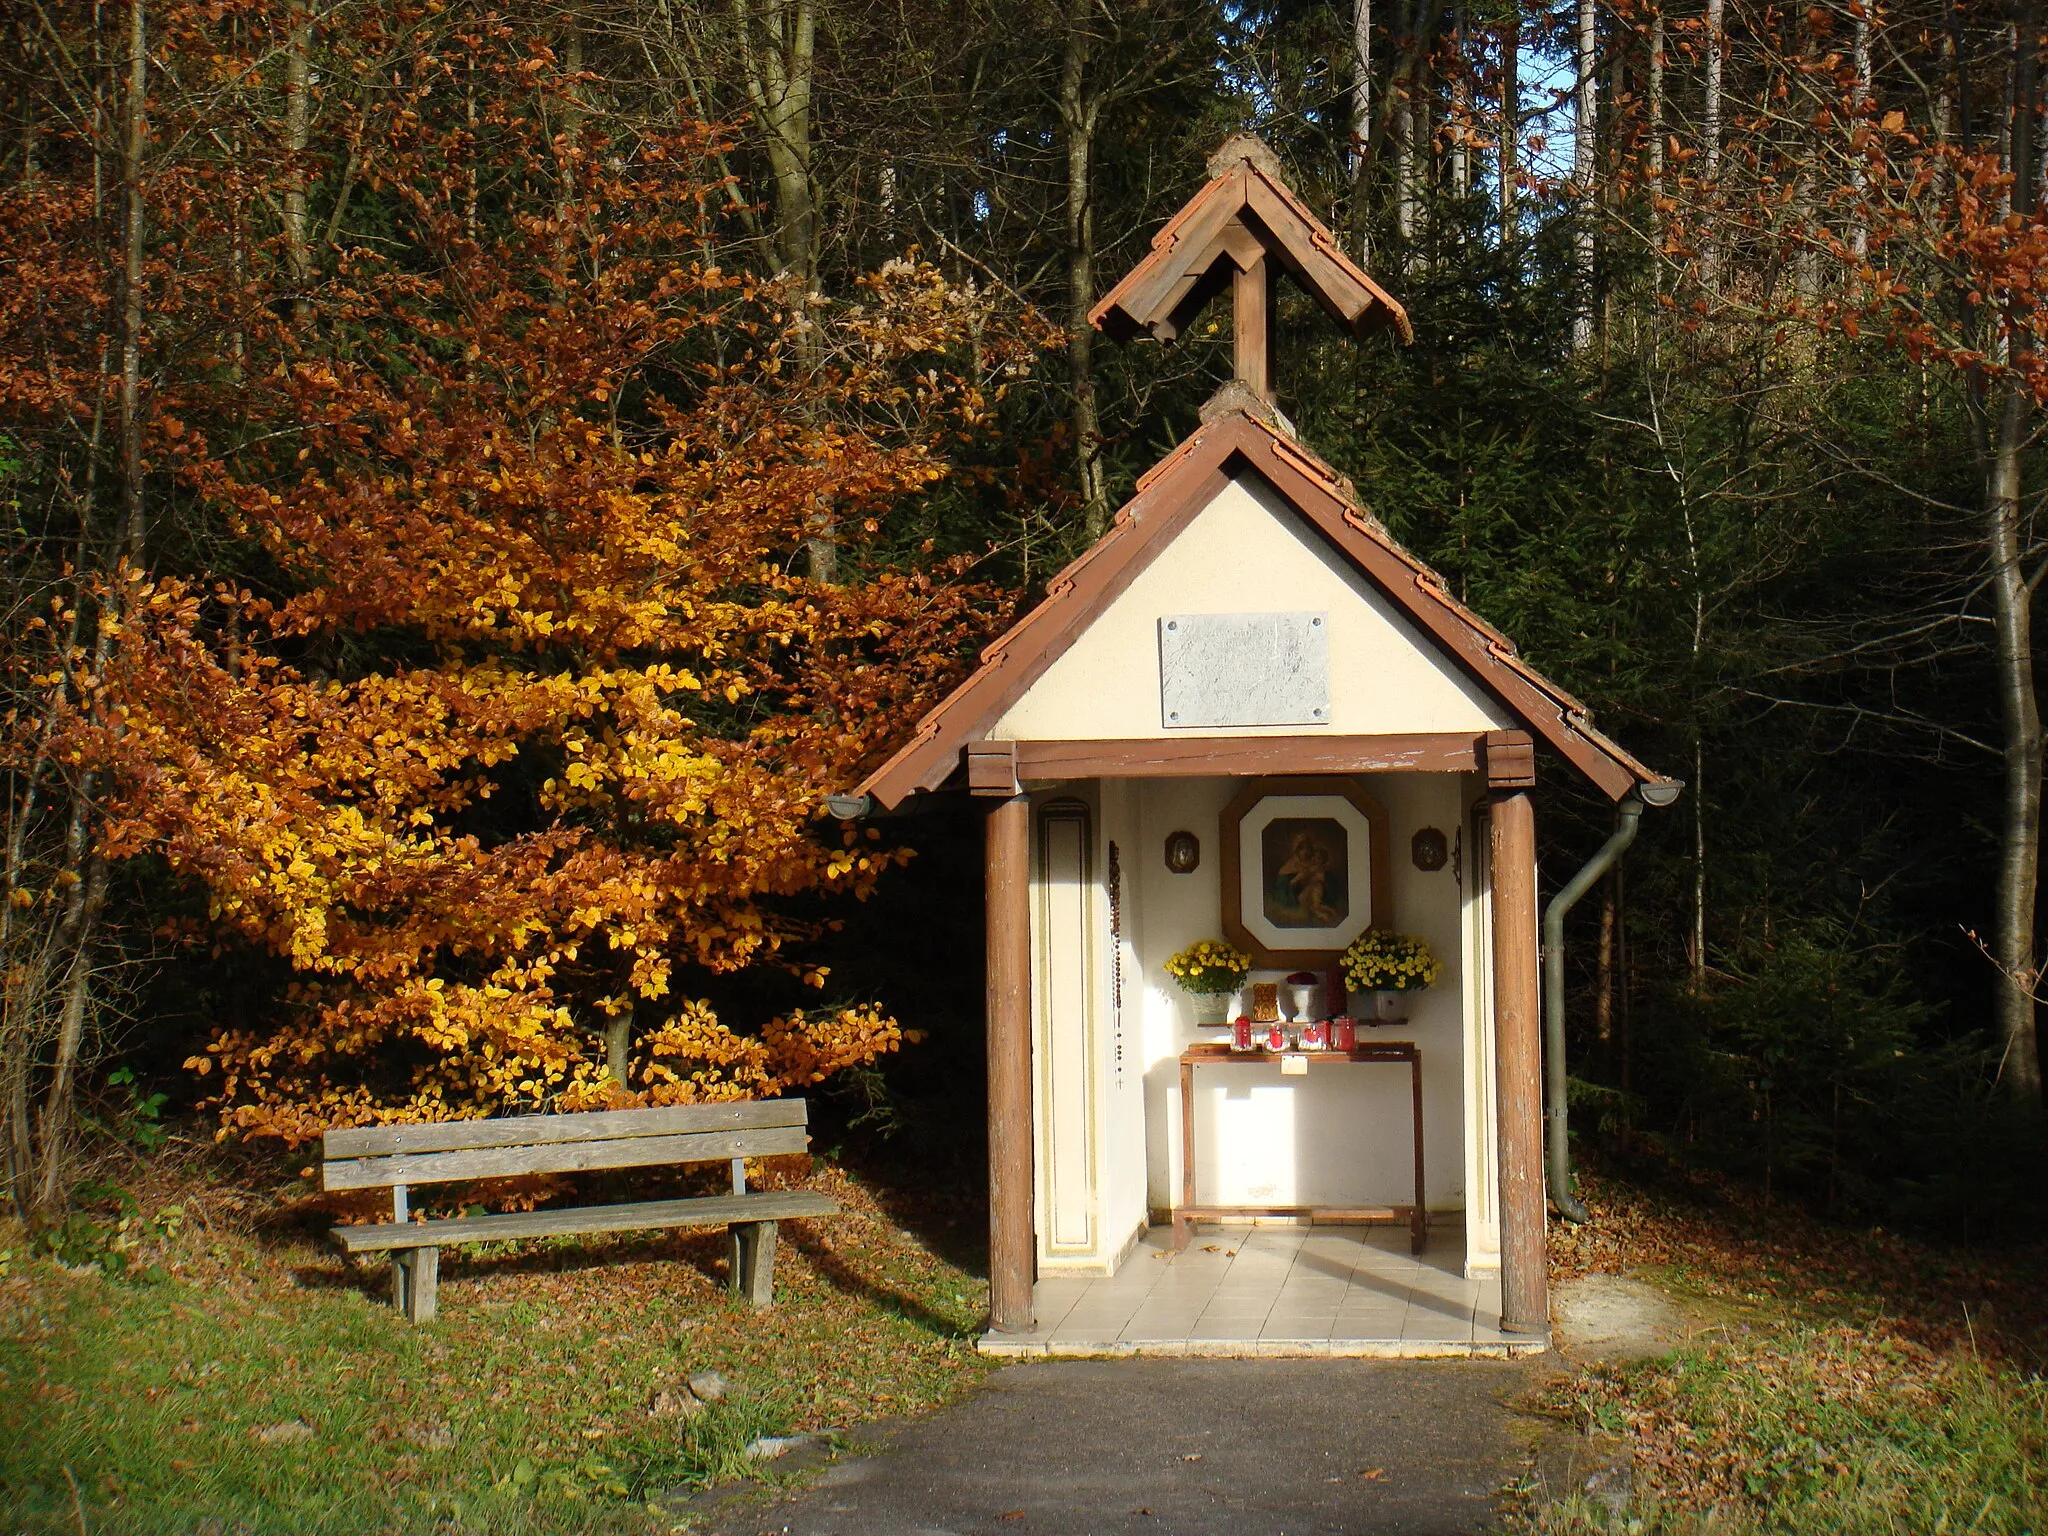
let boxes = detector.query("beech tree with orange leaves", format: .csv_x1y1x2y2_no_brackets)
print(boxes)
1,0,1047,1194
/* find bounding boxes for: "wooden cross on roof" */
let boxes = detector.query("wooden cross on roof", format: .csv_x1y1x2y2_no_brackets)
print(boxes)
1088,135,1412,403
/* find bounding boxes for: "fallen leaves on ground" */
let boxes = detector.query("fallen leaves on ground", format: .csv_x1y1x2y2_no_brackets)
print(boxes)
1520,1167,2048,1534
1552,1168,2048,1364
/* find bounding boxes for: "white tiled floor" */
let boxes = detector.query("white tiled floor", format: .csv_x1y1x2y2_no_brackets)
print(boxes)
980,1224,1543,1358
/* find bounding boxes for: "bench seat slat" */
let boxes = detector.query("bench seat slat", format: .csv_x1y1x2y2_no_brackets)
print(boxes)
322,1100,806,1161
331,1190,840,1253
322,1124,808,1191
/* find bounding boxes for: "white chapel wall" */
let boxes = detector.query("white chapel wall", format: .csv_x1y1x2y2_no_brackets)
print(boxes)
1027,781,1150,1276
990,472,1513,743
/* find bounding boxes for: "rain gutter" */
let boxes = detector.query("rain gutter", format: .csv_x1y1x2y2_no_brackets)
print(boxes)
1540,787,1672,1223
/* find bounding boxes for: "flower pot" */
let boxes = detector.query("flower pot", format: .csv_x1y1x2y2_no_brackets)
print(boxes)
1191,991,1234,1026
1349,989,1408,1024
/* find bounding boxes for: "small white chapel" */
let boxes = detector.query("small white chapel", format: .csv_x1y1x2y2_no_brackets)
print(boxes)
849,135,1676,1356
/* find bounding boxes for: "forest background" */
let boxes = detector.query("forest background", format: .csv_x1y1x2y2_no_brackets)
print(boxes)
4,0,2046,1241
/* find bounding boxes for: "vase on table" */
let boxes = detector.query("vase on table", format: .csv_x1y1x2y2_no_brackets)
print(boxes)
1191,991,1235,1026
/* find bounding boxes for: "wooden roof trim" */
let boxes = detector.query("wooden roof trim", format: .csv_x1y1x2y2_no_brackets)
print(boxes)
1221,423,1658,802
1088,148,1413,347
854,408,1671,808
857,441,1237,807
1101,166,1255,341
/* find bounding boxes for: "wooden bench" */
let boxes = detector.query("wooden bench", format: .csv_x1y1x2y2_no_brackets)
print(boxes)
320,1100,837,1322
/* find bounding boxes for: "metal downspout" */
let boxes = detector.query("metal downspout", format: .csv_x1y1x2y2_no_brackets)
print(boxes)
1541,794,1643,1224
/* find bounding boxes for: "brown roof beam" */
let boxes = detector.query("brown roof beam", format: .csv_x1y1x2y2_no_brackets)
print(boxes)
1014,734,1485,781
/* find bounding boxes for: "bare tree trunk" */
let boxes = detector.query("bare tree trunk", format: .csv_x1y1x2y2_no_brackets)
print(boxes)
1703,0,1723,181
281,0,312,326
1850,6,1870,259
1571,0,1597,350
1393,0,1416,250
1699,0,1724,278
1059,0,1108,538
1790,13,1820,308
1353,0,1373,260
26,545,129,1214
464,60,478,243
1,865,50,1207
1999,24,2019,222
119,0,147,563
229,127,247,381
1984,36,2043,1106
13,0,148,1214
4,925,59,1215
2,1017,28,1210
553,24,583,286
734,0,817,285
1932,27,1955,207
34,850,108,1213
733,0,830,577
14,14,40,183
1498,0,1518,248
1648,2,1665,303
605,1002,634,1086
3,400,105,1218
1449,4,1470,200
1986,380,2042,1105
1648,6,1664,203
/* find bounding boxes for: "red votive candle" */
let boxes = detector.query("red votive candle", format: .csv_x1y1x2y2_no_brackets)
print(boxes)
1333,1018,1356,1051
1267,1022,1286,1051
1232,1017,1253,1051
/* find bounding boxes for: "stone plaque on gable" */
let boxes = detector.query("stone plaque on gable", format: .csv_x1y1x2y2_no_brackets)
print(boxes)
1157,611,1330,728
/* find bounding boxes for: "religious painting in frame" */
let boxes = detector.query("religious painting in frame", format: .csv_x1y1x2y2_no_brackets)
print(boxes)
1220,776,1391,968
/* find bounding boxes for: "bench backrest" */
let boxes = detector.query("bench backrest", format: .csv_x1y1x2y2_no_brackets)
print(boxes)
320,1100,809,1192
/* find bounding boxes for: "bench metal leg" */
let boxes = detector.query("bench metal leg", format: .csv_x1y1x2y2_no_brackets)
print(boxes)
392,1247,439,1323
728,1220,776,1309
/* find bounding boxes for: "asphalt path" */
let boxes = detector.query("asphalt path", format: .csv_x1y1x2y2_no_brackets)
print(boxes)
694,1356,1543,1536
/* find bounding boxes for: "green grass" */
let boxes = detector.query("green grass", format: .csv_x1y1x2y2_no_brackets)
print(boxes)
1521,1325,2048,1535
0,1162,993,1535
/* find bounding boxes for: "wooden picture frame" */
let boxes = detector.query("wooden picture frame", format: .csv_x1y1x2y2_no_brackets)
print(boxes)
1220,776,1391,968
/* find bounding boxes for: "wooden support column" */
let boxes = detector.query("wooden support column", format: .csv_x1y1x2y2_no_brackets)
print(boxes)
1490,789,1549,1336
985,792,1035,1334
1233,255,1272,400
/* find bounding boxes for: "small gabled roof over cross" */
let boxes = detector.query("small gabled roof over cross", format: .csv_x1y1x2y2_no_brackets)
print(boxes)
1089,135,1412,377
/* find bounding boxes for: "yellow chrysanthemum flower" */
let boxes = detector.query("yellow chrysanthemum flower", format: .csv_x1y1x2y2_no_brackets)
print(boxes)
1166,939,1251,996
1341,930,1440,992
